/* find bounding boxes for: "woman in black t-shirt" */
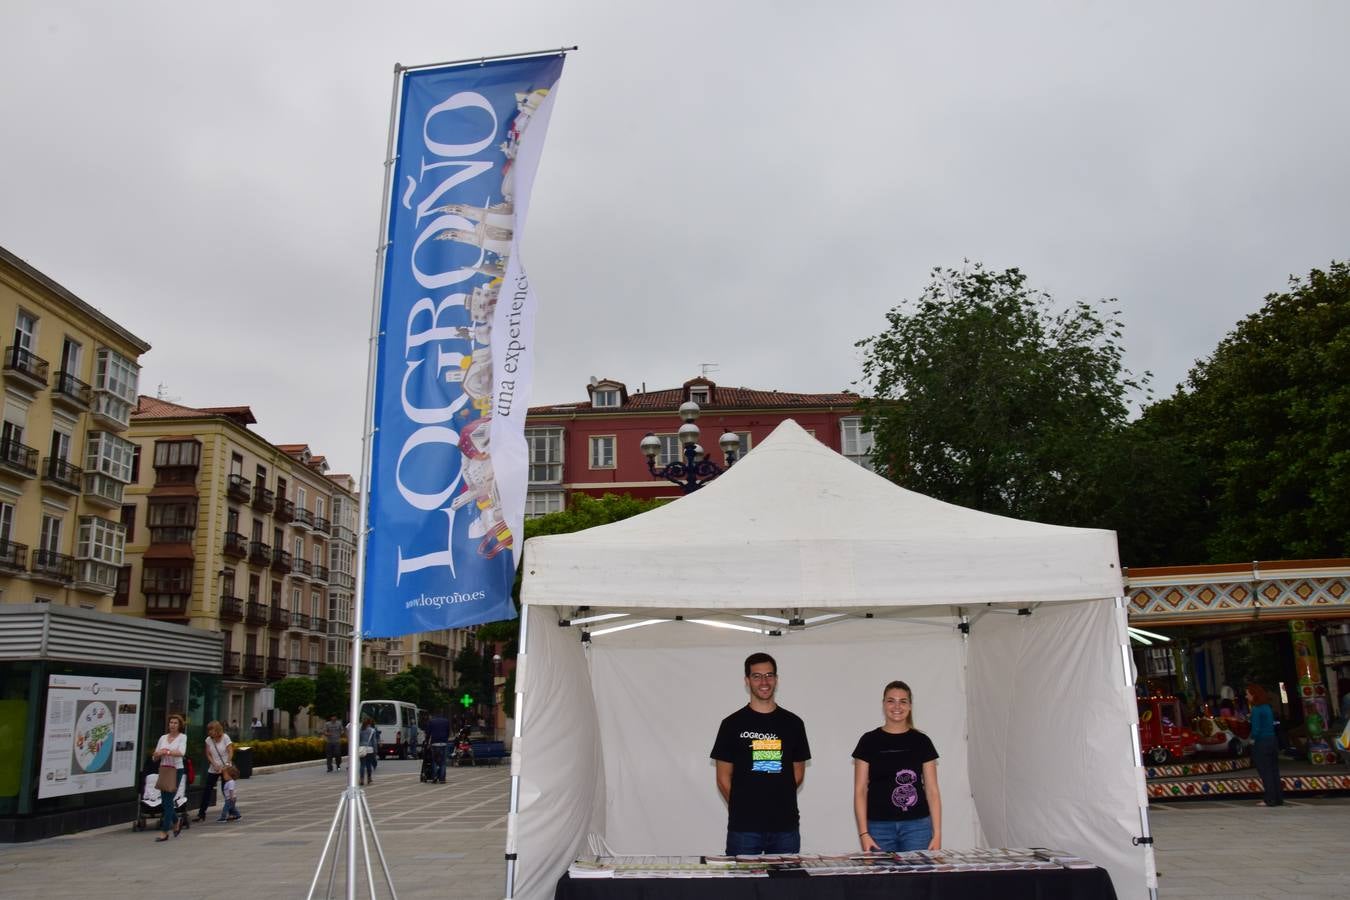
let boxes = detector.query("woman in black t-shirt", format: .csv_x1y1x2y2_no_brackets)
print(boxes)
851,680,942,852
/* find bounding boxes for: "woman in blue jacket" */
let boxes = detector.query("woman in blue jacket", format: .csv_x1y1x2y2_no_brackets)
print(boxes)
1246,684,1283,807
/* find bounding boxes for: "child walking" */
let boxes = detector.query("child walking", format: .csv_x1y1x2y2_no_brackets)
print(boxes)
218,764,242,822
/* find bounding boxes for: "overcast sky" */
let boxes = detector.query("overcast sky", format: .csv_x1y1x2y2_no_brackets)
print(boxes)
3,1,1348,474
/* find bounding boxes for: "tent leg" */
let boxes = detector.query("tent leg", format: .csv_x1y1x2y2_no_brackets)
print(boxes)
1115,595,1159,900
504,600,531,899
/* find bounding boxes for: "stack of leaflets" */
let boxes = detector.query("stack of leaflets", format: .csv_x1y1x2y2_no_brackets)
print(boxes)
567,848,1097,880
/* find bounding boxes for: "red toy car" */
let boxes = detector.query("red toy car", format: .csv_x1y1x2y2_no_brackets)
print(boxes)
1138,695,1201,765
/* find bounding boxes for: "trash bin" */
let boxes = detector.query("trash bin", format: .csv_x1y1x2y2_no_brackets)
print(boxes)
234,746,254,779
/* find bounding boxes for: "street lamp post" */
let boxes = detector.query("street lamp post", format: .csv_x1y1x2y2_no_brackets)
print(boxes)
640,401,740,494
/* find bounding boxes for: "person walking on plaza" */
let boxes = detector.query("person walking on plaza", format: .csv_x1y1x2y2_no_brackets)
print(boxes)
425,711,451,783
194,720,234,822
1247,683,1284,807
358,716,380,786
710,652,811,855
152,712,188,842
322,713,344,773
852,680,942,852
218,764,241,821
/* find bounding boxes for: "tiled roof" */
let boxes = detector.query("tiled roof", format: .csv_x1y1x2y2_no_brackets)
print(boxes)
134,396,258,424
528,385,861,416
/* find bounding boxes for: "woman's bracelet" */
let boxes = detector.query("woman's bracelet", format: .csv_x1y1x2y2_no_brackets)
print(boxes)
859,831,870,837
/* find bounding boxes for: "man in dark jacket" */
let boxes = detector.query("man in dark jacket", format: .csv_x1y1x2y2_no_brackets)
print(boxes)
425,714,451,784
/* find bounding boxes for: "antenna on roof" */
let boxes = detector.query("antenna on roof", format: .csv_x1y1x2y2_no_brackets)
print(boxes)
588,376,598,386
156,382,180,402
700,362,719,377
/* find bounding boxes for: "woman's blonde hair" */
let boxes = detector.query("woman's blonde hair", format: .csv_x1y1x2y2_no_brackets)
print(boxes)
167,711,187,729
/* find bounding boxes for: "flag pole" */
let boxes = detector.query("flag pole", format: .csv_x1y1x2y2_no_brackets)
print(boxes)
401,45,576,74
308,60,406,900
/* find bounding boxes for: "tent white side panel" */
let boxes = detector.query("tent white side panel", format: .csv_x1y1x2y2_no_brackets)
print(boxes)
515,605,606,900
586,617,978,855
967,599,1151,897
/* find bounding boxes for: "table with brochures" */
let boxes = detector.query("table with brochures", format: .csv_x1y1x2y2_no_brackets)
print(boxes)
554,849,1117,900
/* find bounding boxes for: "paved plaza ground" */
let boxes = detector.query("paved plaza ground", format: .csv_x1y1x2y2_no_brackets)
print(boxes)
0,758,1344,899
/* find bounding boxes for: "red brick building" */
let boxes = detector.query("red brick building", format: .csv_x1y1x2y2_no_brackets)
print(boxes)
522,376,871,514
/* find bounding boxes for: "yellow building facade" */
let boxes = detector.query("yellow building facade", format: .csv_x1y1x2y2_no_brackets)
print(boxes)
125,398,358,728
0,247,148,608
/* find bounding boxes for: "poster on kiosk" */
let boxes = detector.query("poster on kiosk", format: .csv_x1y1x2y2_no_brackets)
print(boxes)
38,674,142,799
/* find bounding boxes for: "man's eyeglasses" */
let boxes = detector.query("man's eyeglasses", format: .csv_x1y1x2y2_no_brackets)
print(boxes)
748,672,777,681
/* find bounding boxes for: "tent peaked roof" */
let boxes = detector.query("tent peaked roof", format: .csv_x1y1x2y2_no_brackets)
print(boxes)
522,419,1123,610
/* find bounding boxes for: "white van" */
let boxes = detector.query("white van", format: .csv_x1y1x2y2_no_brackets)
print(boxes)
359,700,420,759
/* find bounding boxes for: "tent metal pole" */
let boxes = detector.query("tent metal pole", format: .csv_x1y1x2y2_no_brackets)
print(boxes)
504,600,531,899
1114,594,1159,900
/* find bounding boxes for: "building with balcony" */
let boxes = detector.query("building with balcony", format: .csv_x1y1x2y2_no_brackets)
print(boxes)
522,376,873,515
122,397,358,730
0,245,148,609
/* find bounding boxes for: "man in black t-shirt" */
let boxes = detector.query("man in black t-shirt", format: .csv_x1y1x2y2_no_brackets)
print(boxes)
710,652,811,855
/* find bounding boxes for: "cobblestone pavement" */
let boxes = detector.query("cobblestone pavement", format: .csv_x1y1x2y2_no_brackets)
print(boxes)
0,758,1345,899
0,758,510,900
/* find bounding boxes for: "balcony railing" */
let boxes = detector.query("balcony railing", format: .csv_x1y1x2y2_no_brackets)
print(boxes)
313,516,331,535
266,656,286,680
242,653,264,678
0,539,27,572
313,616,330,635
82,471,124,507
291,611,311,631
222,651,241,676
288,658,319,676
42,456,83,493
312,564,329,583
275,497,294,523
270,547,292,574
219,595,243,622
0,440,39,478
30,548,74,583
252,485,275,513
3,345,49,390
227,474,252,503
223,531,248,559
418,640,450,658
245,600,268,625
293,507,313,529
144,593,189,617
293,558,312,579
248,541,271,566
51,370,93,410
269,605,290,628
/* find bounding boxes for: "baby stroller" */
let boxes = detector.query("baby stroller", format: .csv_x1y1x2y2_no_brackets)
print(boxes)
133,754,191,832
418,741,436,783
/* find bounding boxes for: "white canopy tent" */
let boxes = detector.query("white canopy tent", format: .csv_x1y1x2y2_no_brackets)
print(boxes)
505,419,1155,899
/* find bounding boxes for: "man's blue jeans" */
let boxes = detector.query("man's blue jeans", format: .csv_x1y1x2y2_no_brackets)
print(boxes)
725,829,800,855
866,817,933,852
431,743,447,782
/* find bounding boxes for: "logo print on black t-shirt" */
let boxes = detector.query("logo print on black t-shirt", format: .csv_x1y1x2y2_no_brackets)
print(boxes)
751,737,783,773
891,769,918,810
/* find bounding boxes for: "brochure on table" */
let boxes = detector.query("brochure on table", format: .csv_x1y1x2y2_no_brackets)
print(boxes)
37,674,142,799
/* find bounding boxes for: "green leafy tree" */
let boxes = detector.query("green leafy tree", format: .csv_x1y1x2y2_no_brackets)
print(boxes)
453,645,485,696
270,677,316,738
386,670,422,706
403,664,450,713
360,667,388,701
1138,261,1350,561
856,263,1145,525
313,666,349,720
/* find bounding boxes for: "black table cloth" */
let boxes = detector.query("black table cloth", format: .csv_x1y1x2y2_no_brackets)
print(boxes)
555,867,1117,900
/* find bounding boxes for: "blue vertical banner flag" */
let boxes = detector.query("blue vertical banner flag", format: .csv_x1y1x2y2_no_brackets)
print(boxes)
364,54,566,637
